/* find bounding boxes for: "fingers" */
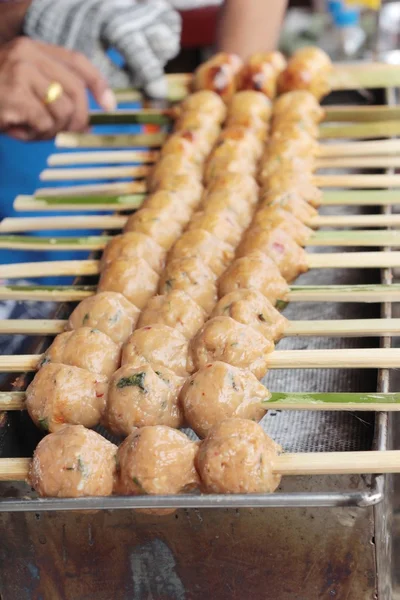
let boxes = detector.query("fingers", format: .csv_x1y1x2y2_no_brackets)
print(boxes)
34,41,116,111
30,71,75,134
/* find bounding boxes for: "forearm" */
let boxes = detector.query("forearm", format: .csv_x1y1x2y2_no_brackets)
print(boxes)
0,1,32,44
216,0,288,59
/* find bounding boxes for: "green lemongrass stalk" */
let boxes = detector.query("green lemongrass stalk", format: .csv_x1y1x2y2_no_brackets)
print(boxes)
330,63,400,91
0,235,112,251
320,190,400,206
309,230,400,247
0,285,95,301
323,105,400,123
55,131,167,149
319,120,400,140
89,109,172,126
14,194,145,212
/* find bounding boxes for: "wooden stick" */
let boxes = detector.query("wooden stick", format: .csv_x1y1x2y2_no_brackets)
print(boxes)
319,120,400,140
311,214,400,228
3,449,400,482
323,105,400,123
14,194,145,213
55,132,167,149
2,252,399,279
318,139,400,158
34,181,146,198
320,190,400,206
40,166,151,182
2,390,400,412
330,62,400,92
274,450,400,476
2,317,399,339
315,174,400,188
0,285,95,302
48,150,159,167
1,348,400,373
0,215,127,233
3,231,400,251
316,156,400,170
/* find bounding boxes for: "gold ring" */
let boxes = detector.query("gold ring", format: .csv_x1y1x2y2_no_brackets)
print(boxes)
44,82,63,105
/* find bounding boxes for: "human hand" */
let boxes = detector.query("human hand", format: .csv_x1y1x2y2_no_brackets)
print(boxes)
24,0,182,98
0,37,116,141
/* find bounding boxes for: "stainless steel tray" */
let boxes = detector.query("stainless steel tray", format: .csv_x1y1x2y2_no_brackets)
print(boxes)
0,88,395,512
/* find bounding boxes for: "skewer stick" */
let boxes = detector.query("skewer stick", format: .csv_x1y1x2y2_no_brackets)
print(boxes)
330,62,400,92
315,174,400,188
316,156,400,170
40,166,151,182
34,181,146,198
4,449,400,482
2,230,400,251
319,120,400,140
48,150,159,167
318,139,400,158
320,190,400,206
1,318,400,338
1,252,400,279
55,131,167,149
0,215,127,233
89,108,172,126
0,283,396,303
13,194,145,213
1,348,400,372
311,214,400,228
2,390,400,412
323,105,400,122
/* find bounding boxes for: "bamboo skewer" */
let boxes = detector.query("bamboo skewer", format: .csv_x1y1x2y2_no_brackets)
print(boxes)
323,105,400,122
4,213,400,233
1,317,400,338
5,449,400,482
316,156,400,170
40,166,151,182
2,230,400,251
318,139,400,158
48,150,159,167
0,283,397,303
315,174,400,189
2,390,400,413
13,194,145,213
320,190,400,206
1,252,399,279
1,348,400,373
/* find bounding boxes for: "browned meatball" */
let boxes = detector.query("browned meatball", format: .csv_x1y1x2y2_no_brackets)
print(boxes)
122,325,189,377
116,426,199,495
236,228,308,282
124,207,183,250
168,230,234,277
174,112,221,138
98,257,159,309
138,291,206,339
147,172,204,206
29,425,117,498
41,327,120,378
278,46,332,100
218,252,290,307
26,363,108,433
105,364,184,435
101,232,166,274
178,89,227,121
160,130,213,165
273,90,325,124
143,190,197,220
67,292,140,345
204,133,260,184
260,190,318,222
196,418,282,494
204,173,259,207
227,91,272,130
159,257,217,314
180,362,270,438
237,53,287,99
251,206,313,246
187,209,243,247
264,172,322,207
148,154,202,193
200,190,254,228
192,53,243,101
258,155,315,186
211,290,288,341
188,316,274,378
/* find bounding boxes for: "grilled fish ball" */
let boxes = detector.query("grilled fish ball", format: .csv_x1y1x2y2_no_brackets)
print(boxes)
160,130,214,165
138,290,206,339
168,230,234,277
67,292,140,346
159,257,217,314
273,90,325,123
116,426,199,496
98,257,159,309
205,172,259,206
258,156,315,185
188,316,274,379
174,113,221,140
41,327,120,378
219,251,290,307
211,289,288,341
29,425,117,498
149,172,204,206
26,363,108,433
196,418,282,494
261,190,318,222
124,208,183,250
148,154,201,193
278,46,332,100
237,228,308,283
187,209,243,247
217,125,263,159
122,325,189,377
106,364,184,435
200,191,253,229
252,206,312,246
144,189,199,216
267,173,322,207
101,232,166,274
180,362,270,438
204,142,258,184
178,90,227,122
192,52,243,101
226,91,271,139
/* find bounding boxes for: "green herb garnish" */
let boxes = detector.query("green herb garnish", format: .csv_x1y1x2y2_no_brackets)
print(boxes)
82,313,90,325
78,457,89,478
228,371,238,391
38,417,49,431
117,372,147,392
39,356,50,368
275,299,288,311
132,476,147,494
